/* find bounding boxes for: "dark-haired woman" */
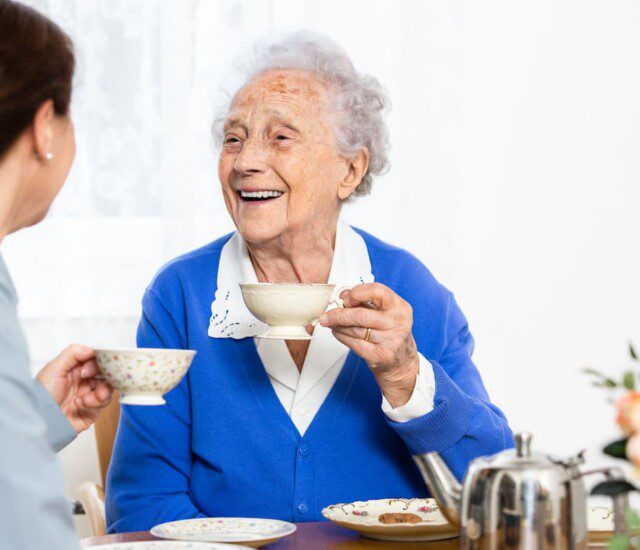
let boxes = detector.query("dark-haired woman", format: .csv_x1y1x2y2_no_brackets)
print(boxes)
0,1,113,547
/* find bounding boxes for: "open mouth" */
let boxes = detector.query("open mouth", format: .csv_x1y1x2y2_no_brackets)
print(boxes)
237,190,284,202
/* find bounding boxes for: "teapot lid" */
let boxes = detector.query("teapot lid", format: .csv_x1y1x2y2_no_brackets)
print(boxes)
481,432,565,471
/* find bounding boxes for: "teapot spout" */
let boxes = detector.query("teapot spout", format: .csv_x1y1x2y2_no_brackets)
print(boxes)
413,452,462,527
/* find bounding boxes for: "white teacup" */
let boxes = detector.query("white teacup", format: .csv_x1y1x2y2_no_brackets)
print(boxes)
240,283,350,340
94,348,196,405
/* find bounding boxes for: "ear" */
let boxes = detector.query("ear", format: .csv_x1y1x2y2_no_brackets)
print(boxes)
337,147,369,201
30,99,56,161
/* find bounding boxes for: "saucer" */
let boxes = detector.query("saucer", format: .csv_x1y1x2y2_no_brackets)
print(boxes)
321,498,458,542
85,543,251,550
150,517,297,548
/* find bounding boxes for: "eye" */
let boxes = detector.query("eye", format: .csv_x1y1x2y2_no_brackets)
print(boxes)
223,133,243,148
276,134,290,141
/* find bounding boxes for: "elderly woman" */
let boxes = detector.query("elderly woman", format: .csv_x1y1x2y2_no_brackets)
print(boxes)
106,33,512,532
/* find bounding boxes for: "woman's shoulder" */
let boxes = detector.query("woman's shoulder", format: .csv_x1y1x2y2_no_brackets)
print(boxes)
353,227,449,296
145,232,234,297
353,227,464,345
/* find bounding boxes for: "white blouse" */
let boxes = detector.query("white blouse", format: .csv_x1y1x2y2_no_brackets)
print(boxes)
208,222,435,435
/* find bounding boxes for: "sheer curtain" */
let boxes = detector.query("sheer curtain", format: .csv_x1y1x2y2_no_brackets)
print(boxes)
6,0,459,368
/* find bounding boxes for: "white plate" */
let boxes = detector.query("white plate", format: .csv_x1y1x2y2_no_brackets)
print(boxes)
85,543,251,550
150,517,297,548
321,498,458,542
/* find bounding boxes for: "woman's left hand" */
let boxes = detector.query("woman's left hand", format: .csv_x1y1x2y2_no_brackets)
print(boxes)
318,283,420,408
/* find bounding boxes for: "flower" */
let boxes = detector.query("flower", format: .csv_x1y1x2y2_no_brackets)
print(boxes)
628,434,640,466
617,392,640,435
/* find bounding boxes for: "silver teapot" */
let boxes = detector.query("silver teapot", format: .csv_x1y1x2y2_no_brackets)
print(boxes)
413,432,629,549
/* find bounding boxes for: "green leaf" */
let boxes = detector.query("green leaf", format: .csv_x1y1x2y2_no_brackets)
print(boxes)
591,479,637,496
602,439,630,460
592,380,620,389
609,534,631,550
583,367,608,377
630,342,638,361
583,368,620,388
626,508,640,531
624,371,636,390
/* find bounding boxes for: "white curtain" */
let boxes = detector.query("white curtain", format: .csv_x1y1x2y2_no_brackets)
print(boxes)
7,0,460,369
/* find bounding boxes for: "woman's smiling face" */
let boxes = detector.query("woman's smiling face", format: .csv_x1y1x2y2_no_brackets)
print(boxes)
218,69,350,246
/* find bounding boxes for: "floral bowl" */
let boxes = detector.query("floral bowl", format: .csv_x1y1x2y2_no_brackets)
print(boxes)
95,348,196,405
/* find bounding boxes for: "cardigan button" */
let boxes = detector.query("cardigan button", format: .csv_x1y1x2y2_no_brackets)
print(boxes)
299,444,310,457
298,502,308,514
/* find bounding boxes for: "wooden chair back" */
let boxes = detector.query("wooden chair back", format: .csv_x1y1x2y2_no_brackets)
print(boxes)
94,391,121,488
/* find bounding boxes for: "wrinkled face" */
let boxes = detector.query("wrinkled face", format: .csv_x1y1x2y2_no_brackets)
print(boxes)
218,69,350,245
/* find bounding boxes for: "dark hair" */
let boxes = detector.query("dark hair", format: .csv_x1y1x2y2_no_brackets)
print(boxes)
0,0,75,158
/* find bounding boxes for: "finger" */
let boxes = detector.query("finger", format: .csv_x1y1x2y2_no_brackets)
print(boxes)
79,359,100,379
95,381,113,402
76,376,98,393
51,344,95,374
319,306,392,330
78,393,100,409
340,290,376,310
332,330,378,364
330,325,374,342
79,390,106,409
342,283,398,311
76,379,94,397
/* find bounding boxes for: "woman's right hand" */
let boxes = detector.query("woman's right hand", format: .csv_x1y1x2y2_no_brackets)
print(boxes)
36,344,114,433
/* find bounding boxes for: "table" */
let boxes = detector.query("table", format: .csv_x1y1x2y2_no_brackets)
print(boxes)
80,522,461,549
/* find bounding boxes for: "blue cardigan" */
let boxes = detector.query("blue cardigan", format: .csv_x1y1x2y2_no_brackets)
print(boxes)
106,228,512,533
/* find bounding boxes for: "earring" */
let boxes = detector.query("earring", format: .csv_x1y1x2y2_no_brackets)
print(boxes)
45,152,54,160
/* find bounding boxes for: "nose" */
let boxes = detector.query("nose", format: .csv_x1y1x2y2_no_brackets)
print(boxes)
233,137,268,177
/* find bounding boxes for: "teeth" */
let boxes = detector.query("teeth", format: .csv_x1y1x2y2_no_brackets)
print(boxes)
239,190,284,199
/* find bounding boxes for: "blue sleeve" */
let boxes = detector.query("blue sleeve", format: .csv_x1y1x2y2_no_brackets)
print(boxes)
105,289,206,533
388,292,513,480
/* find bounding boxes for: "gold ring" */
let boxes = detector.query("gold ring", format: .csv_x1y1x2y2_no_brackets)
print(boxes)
364,327,372,342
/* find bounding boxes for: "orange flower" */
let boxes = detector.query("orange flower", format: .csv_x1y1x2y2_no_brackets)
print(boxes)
616,391,640,435
627,434,640,467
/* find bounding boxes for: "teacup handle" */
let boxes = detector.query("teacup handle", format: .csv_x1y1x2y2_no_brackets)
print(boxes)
310,286,354,327
329,285,354,308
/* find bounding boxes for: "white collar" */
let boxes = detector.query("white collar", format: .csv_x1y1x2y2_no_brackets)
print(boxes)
208,221,375,408
208,221,374,341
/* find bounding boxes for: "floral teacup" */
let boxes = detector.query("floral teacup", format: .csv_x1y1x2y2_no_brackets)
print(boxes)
94,348,196,405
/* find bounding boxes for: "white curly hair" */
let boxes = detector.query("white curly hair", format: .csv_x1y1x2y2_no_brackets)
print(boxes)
213,32,390,197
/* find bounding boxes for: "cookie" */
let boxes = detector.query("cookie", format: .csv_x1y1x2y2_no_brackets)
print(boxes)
378,512,422,524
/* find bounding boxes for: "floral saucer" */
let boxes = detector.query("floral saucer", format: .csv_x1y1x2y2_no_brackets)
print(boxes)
321,498,458,542
150,517,296,548
85,543,251,550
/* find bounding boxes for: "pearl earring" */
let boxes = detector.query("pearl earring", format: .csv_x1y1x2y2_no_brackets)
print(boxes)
45,152,54,160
